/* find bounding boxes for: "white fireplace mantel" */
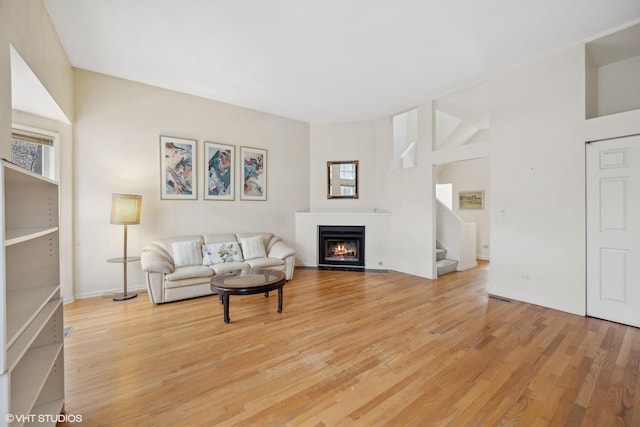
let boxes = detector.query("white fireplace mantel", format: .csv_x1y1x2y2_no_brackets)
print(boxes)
294,212,391,269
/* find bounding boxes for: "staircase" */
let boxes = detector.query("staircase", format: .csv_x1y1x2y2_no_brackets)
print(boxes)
435,199,477,277
436,246,458,276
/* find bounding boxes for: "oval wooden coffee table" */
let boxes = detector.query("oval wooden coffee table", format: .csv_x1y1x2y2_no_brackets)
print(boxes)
211,268,286,323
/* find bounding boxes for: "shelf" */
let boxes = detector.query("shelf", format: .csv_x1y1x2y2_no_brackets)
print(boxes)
10,343,63,421
5,285,60,349
585,23,640,119
5,227,59,247
1,160,58,185
1,159,64,425
6,299,61,372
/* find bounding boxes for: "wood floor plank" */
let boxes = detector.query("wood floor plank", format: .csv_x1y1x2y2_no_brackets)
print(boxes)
58,262,640,426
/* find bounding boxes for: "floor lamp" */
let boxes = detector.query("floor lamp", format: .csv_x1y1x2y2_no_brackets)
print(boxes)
110,193,142,301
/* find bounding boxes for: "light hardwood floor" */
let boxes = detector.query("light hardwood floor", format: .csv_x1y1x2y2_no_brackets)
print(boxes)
59,262,640,426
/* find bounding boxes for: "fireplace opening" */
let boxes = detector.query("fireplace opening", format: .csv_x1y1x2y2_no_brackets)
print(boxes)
318,225,365,269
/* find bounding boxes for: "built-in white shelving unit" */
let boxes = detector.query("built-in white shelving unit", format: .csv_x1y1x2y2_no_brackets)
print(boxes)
0,160,64,427
586,22,640,120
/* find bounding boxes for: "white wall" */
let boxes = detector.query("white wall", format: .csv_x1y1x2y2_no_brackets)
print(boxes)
308,107,436,279
376,102,436,279
597,55,640,117
585,51,598,119
489,44,586,316
294,212,391,269
73,70,309,298
437,157,490,260
309,121,379,213
310,42,589,317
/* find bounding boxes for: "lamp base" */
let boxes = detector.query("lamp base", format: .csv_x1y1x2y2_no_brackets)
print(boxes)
113,292,138,301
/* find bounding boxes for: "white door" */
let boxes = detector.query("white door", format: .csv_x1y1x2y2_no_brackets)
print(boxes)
587,135,640,327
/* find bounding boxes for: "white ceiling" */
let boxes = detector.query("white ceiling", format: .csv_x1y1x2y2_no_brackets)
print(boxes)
43,0,640,123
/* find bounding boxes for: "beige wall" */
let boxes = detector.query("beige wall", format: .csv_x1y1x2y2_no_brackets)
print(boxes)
1,0,74,301
73,69,309,298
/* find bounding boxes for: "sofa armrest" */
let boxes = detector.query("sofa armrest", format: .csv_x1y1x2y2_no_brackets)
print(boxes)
268,241,296,280
146,272,165,304
268,240,296,260
141,244,175,274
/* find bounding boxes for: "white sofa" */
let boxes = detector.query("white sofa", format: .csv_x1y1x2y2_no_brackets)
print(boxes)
140,232,296,304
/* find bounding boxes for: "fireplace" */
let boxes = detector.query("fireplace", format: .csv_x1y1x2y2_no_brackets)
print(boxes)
318,225,365,269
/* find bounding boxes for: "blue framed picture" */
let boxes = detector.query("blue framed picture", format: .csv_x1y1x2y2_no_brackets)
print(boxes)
204,142,234,200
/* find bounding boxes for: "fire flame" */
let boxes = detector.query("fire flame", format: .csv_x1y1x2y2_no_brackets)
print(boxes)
333,244,349,255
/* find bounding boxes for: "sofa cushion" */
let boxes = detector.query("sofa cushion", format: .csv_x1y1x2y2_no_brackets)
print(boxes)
171,240,202,267
172,240,203,267
202,242,244,265
165,276,214,289
165,265,214,281
236,232,273,249
211,261,249,274
152,235,203,259
239,235,267,260
245,257,285,269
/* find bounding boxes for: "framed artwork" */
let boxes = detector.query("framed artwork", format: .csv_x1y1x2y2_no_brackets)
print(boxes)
459,191,484,209
204,142,234,200
160,135,197,200
240,146,267,201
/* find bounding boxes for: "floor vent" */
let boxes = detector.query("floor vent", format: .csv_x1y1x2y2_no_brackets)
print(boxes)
488,294,512,303
64,327,73,338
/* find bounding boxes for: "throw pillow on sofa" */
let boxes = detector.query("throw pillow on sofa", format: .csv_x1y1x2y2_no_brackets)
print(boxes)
239,235,267,260
202,242,244,266
172,240,203,267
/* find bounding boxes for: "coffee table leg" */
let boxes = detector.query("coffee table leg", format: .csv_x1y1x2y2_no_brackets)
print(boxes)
223,293,230,324
277,287,283,313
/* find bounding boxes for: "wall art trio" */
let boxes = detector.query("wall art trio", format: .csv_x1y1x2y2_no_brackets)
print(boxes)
160,135,267,201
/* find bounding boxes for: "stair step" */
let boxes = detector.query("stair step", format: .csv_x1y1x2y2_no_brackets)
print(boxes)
436,248,446,261
436,259,458,276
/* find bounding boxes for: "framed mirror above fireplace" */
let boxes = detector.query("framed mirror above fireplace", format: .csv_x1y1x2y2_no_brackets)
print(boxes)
327,160,358,199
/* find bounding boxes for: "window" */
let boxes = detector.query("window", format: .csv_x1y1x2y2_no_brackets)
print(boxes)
392,108,418,169
339,163,356,195
10,129,55,179
436,183,453,210
340,163,355,180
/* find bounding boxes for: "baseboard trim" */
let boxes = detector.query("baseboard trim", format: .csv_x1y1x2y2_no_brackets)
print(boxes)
457,262,478,272
73,284,148,300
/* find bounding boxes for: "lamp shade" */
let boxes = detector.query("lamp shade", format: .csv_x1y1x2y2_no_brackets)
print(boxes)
110,193,142,225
